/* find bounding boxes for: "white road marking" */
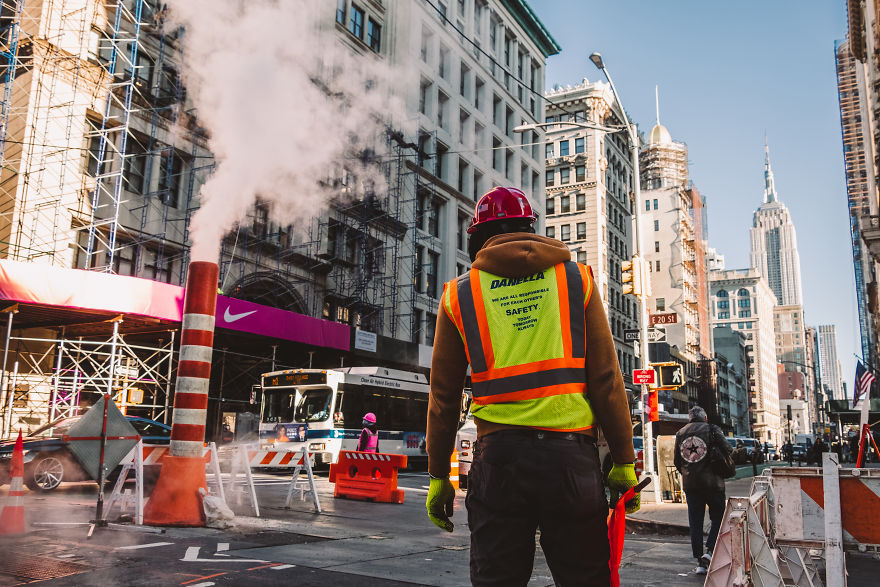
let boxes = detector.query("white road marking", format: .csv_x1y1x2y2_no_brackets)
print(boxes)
270,564,296,570
217,543,229,552
115,542,175,550
181,546,267,563
189,583,215,587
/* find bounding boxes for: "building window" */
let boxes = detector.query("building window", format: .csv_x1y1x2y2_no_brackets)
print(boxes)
576,193,586,211
718,300,730,309
545,169,554,186
439,45,450,79
561,195,570,213
656,298,665,311
336,0,347,24
143,249,172,283
654,241,659,252
561,224,571,242
560,168,570,184
576,222,586,240
655,260,660,272
412,309,423,343
545,143,554,158
159,148,183,208
437,91,449,130
575,165,585,182
546,197,555,216
717,289,728,298
546,225,555,239
645,200,650,211
577,250,587,264
653,220,659,231
123,138,148,194
474,77,484,110
458,212,469,251
559,140,570,156
419,79,431,115
575,137,585,154
420,27,432,62
739,310,752,318
459,62,469,97
427,250,441,298
718,311,730,319
349,4,364,38
366,18,382,52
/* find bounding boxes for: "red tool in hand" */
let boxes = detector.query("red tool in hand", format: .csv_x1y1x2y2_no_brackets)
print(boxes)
608,477,651,587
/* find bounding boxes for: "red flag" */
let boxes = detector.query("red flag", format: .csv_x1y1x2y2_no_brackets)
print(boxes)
608,478,651,586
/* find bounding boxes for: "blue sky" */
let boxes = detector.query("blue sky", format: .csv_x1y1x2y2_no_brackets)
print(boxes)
530,1,858,386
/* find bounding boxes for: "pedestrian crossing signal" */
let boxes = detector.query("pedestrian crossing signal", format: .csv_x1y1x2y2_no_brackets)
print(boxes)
657,364,684,388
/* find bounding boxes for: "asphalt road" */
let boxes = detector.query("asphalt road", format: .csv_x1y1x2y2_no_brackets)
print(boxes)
0,467,875,586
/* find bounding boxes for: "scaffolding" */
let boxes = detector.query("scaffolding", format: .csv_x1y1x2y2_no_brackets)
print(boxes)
1,328,175,436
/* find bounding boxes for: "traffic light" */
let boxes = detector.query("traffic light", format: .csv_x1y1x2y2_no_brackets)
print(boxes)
621,257,643,296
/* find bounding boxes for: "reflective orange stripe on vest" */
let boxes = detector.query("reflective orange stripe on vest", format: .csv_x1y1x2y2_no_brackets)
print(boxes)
455,261,590,403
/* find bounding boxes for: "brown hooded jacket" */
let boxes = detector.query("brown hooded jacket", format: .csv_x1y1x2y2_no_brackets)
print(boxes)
426,233,635,478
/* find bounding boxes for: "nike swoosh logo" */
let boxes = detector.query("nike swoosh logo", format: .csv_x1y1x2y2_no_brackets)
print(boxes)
223,308,257,323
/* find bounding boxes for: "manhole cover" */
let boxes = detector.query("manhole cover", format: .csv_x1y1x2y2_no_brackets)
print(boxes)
0,552,87,581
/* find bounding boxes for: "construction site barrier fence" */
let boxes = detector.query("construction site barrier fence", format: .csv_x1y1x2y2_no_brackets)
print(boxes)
705,453,879,587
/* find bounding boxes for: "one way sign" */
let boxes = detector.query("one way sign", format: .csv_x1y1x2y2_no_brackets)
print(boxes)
623,328,666,342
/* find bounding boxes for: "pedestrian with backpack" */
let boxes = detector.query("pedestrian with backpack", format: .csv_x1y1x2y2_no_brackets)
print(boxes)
674,406,734,575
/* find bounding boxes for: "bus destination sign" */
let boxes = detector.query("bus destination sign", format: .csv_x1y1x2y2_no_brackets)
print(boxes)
264,372,327,388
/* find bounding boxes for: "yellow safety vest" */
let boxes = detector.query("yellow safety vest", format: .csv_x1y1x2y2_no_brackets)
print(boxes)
442,261,595,431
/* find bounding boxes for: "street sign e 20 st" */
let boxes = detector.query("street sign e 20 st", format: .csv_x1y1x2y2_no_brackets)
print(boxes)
650,313,678,325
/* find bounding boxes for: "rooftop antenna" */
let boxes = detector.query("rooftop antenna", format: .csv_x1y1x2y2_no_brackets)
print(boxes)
655,85,660,126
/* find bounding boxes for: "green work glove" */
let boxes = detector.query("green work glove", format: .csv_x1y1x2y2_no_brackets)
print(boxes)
607,462,640,514
426,476,455,532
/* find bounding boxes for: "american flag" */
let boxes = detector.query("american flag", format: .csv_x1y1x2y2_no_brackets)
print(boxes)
853,360,876,409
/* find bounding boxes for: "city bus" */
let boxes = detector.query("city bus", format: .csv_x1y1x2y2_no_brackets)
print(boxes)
259,366,430,466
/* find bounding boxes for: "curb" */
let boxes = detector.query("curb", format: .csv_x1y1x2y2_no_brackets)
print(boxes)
625,516,690,536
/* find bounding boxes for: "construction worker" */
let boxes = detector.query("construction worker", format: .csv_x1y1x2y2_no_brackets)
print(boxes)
357,412,379,453
425,187,638,585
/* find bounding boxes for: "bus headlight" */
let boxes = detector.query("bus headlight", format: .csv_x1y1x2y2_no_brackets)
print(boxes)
460,440,471,449
309,443,326,451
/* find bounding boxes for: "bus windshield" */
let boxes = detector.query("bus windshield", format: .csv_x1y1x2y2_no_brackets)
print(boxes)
294,387,332,423
262,389,297,423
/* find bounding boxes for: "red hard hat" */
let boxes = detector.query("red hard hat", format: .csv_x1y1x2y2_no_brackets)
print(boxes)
467,187,537,233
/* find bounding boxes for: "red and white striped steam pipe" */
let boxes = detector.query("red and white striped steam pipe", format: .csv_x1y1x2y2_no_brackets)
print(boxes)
169,261,218,458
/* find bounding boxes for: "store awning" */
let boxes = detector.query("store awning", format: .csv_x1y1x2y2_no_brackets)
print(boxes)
0,259,350,350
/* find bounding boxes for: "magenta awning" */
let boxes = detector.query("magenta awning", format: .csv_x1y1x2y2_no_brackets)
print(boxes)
0,259,350,351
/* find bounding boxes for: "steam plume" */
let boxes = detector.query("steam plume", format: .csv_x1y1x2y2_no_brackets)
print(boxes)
164,0,405,263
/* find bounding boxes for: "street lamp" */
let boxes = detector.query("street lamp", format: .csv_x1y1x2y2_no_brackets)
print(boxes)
519,55,658,501
588,52,660,504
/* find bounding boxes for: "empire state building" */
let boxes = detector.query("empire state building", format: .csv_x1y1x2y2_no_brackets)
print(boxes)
749,144,803,306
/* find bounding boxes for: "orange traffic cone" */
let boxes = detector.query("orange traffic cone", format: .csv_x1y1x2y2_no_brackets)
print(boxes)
0,431,25,534
450,449,460,490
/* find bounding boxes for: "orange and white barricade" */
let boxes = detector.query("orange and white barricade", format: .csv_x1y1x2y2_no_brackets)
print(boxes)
706,453,876,586
283,446,320,513
329,451,407,504
450,450,460,490
105,441,225,525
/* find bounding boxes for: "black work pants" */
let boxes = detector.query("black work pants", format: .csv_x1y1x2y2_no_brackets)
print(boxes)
685,488,726,560
466,429,610,587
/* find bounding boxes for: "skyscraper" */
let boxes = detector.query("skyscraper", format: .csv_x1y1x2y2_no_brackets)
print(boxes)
749,144,804,307
835,37,879,368
817,324,845,401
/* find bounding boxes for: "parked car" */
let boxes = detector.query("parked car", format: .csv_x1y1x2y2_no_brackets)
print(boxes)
0,415,170,491
727,437,765,465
